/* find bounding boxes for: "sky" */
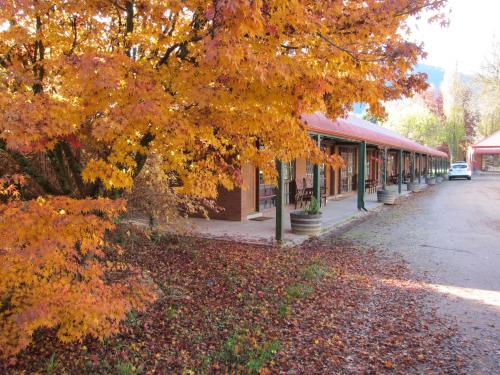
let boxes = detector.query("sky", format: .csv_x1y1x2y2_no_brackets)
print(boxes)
410,0,500,74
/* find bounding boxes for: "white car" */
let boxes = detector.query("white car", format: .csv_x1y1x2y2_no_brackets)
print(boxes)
448,162,472,180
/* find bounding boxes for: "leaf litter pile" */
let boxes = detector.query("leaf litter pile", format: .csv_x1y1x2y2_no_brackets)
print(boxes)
2,227,470,374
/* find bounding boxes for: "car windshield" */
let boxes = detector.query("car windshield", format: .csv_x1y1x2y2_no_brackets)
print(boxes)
452,164,467,169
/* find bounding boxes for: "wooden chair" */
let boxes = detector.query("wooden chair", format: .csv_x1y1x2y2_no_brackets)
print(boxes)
319,186,327,207
294,178,312,209
294,178,327,208
259,184,276,209
365,179,377,193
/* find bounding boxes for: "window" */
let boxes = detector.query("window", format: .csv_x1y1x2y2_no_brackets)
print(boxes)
365,152,371,178
306,160,326,189
482,155,500,172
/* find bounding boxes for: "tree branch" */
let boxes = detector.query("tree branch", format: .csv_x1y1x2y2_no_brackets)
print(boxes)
60,141,86,197
133,132,155,178
0,141,59,195
316,32,387,63
108,0,126,11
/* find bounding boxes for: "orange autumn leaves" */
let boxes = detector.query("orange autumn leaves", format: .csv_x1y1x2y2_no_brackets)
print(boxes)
0,0,446,357
0,0,445,197
0,197,155,358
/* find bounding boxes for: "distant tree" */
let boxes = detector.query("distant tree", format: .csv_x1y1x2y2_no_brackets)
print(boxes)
442,71,479,161
362,111,382,124
383,88,445,148
475,40,500,137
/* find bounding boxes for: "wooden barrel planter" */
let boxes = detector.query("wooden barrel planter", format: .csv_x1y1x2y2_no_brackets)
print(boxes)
377,190,397,205
426,177,436,185
290,212,322,235
407,181,421,192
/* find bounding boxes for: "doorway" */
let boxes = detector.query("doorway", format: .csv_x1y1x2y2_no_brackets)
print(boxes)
339,146,355,193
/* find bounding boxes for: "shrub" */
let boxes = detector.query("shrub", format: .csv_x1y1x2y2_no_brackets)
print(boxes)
304,196,321,215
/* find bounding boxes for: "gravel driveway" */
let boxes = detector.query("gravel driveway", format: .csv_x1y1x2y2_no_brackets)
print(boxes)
340,174,500,373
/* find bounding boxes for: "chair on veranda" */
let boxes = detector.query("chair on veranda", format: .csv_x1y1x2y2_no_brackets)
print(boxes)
295,177,327,208
294,178,312,209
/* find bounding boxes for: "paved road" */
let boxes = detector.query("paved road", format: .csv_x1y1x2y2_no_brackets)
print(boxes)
341,174,500,373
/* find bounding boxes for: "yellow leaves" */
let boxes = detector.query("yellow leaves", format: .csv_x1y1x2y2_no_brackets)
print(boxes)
384,360,395,369
0,196,154,359
0,0,442,254
82,159,133,190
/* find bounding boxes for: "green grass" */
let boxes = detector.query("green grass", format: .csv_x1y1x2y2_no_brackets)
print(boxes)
246,340,279,374
278,303,291,319
299,261,331,281
286,283,313,299
216,330,279,374
45,353,58,374
164,304,178,320
115,361,141,375
125,310,139,326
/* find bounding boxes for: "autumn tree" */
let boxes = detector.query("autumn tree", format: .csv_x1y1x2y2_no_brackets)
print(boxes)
475,40,500,137
383,87,446,148
442,70,479,161
0,0,446,357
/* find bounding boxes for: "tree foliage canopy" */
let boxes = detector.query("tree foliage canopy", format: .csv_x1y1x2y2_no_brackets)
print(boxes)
0,0,445,357
1,0,445,197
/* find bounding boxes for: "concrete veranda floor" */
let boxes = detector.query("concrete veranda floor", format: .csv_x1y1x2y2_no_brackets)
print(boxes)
186,182,426,246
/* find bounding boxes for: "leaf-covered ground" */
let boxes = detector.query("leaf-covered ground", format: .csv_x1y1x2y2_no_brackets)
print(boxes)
1,227,470,374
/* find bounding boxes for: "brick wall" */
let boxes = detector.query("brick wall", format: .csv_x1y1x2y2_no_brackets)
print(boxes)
209,186,242,221
241,163,256,218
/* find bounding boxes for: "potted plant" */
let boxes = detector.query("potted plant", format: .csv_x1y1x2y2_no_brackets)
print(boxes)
406,173,422,192
436,173,444,183
290,197,322,235
426,174,436,185
375,150,398,204
407,180,421,192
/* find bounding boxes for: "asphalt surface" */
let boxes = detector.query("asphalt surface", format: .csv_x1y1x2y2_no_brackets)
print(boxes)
341,174,500,373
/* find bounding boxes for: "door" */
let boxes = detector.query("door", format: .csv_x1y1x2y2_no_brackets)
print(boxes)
257,161,295,211
339,147,354,193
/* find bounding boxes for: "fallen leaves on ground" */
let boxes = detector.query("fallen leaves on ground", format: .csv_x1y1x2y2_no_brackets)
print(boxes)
1,226,469,374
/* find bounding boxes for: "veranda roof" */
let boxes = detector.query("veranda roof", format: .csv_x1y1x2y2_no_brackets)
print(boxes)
473,147,500,155
302,112,448,158
472,131,500,154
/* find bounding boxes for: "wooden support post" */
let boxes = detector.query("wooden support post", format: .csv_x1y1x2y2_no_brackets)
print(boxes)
382,148,387,189
398,149,403,194
357,141,366,210
313,135,321,202
418,154,421,183
410,152,415,182
275,160,284,243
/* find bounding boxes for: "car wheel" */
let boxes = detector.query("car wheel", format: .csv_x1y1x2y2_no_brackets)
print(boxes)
467,176,471,180
449,177,453,180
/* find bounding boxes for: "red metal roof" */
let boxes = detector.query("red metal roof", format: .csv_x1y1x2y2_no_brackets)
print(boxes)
302,113,448,157
473,147,500,155
472,131,500,149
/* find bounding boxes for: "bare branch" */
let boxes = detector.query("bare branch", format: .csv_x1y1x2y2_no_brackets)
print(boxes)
316,32,387,63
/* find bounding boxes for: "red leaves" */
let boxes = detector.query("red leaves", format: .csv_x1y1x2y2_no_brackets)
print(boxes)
1,232,469,373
